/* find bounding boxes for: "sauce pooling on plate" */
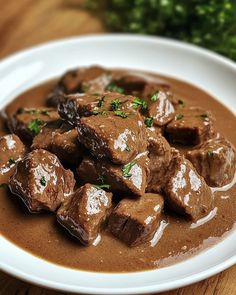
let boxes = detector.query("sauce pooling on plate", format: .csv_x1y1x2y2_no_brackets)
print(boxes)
0,66,235,272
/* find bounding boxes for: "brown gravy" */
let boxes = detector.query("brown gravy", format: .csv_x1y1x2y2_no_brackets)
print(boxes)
0,71,235,272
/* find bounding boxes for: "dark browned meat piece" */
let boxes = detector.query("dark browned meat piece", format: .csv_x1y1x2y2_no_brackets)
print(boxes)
187,137,236,187
0,134,26,185
58,92,135,125
110,74,147,94
166,107,215,146
8,107,59,143
9,149,75,213
146,130,172,193
77,152,150,197
77,112,147,164
47,66,112,107
164,152,213,221
57,183,112,245
108,193,164,246
32,120,84,165
142,84,175,126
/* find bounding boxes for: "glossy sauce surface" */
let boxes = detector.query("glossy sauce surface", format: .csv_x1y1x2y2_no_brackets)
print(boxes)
0,71,235,272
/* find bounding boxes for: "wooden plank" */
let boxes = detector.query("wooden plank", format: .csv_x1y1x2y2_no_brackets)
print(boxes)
0,0,235,294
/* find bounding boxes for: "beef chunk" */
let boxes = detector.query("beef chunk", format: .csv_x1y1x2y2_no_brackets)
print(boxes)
108,193,164,246
164,152,213,221
146,130,172,193
110,74,147,94
9,149,75,213
77,152,150,197
9,107,59,143
142,84,175,126
187,137,236,187
77,112,147,164
166,107,215,146
58,92,135,125
32,120,84,165
0,134,26,184
47,66,112,107
57,183,112,245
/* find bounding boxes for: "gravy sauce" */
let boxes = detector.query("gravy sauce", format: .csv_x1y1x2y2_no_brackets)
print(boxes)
0,71,235,272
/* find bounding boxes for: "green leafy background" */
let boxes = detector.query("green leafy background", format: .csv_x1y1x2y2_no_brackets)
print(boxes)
86,0,236,61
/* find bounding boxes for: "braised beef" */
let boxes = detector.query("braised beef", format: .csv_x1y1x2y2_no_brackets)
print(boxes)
47,66,112,107
166,107,215,145
108,193,164,246
77,112,147,164
146,130,172,193
57,183,112,245
8,107,59,142
9,149,75,213
77,152,150,197
0,134,26,184
187,137,236,187
164,152,213,221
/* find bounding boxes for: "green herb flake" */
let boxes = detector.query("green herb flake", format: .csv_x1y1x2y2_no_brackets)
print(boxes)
8,157,16,165
97,95,106,108
125,144,131,152
106,82,124,94
94,184,111,190
150,91,160,101
199,114,209,121
133,97,148,110
0,183,7,188
27,119,43,135
40,176,46,186
114,110,129,118
176,114,184,120
111,99,122,111
144,117,153,128
41,110,49,116
178,99,185,108
207,150,214,157
93,92,101,96
122,161,136,178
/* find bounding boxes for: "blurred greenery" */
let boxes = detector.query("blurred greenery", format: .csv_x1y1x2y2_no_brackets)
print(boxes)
85,0,236,61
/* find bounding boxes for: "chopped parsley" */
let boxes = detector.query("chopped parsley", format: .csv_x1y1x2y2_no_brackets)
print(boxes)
94,184,111,190
0,183,7,188
114,110,129,118
150,91,160,101
178,99,185,108
176,114,184,120
27,119,43,135
111,99,122,111
97,95,106,108
93,92,101,96
40,176,46,186
17,108,50,116
207,150,214,156
41,110,49,116
122,161,136,178
92,108,107,116
144,117,153,128
106,82,124,94
8,157,16,165
133,97,148,110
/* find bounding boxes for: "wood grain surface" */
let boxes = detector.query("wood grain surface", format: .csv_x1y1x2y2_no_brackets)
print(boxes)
0,0,235,294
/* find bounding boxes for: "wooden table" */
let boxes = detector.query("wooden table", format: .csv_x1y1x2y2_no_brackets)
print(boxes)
0,0,235,294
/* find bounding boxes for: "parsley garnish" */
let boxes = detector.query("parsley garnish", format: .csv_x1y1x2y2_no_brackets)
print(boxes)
178,99,185,108
0,183,7,188
207,150,214,156
41,110,49,116
114,110,129,118
94,184,111,190
40,176,46,186
176,114,184,120
122,161,136,178
8,157,16,165
97,95,106,108
150,91,160,101
106,82,124,94
27,119,43,135
111,99,122,111
133,97,148,110
144,117,153,128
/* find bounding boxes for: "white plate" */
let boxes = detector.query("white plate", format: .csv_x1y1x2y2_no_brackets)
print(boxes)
0,34,235,294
